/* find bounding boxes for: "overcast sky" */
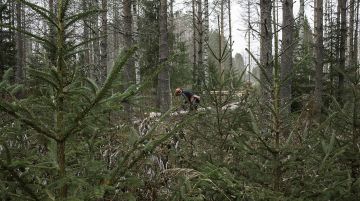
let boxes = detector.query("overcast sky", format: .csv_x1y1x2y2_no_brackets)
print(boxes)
231,0,314,57
176,0,314,61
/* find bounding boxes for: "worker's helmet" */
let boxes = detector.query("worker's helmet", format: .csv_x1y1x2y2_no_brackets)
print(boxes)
175,88,182,96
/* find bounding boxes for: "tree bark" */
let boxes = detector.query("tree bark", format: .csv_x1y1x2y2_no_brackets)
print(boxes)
197,0,203,89
123,0,135,119
204,0,209,83
192,0,197,87
228,0,233,87
48,0,56,65
355,0,360,69
158,0,172,113
299,0,305,40
133,0,140,84
91,0,100,82
220,0,224,83
349,0,357,76
113,0,120,57
272,0,281,190
15,1,24,83
82,0,90,75
280,0,295,115
260,0,273,101
100,0,108,83
314,0,324,117
247,0,251,82
337,0,347,105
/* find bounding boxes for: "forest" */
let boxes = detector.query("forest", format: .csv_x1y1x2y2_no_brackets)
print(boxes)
0,0,360,200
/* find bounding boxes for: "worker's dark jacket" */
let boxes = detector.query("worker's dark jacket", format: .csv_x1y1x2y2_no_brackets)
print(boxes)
181,90,193,103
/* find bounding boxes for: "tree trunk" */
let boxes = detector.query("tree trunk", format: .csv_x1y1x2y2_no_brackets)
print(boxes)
133,0,140,85
82,0,90,75
15,1,24,83
220,0,224,83
272,0,281,190
299,0,305,40
337,0,347,105
192,0,197,87
228,0,233,87
349,0,357,76
57,140,66,199
100,0,108,83
280,0,295,115
169,0,175,55
314,0,324,117
91,0,100,82
204,0,209,83
351,1,360,193
247,0,251,82
55,1,67,198
123,0,135,120
113,0,120,57
197,0,203,89
49,0,56,65
158,0,172,113
355,0,359,68
260,0,273,101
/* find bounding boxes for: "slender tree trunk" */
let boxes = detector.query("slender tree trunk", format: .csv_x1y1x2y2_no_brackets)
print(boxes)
355,0,359,69
197,0,203,89
15,1,24,83
55,1,67,198
280,0,295,115
158,0,172,112
337,0,347,105
220,0,224,83
272,0,281,191
113,0,120,57
349,0,358,77
260,0,273,101
192,0,197,87
56,140,66,199
49,0,56,65
228,0,233,87
335,0,341,96
123,0,134,119
204,0,209,83
314,0,324,117
91,0,100,82
325,0,335,96
247,0,251,82
351,1,360,193
299,0,305,40
133,0,140,85
169,0,174,55
100,0,108,83
82,0,90,75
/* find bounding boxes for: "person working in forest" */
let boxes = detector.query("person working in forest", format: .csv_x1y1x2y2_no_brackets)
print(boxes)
175,88,200,111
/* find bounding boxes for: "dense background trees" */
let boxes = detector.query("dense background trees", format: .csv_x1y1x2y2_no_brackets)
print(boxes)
0,0,360,200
